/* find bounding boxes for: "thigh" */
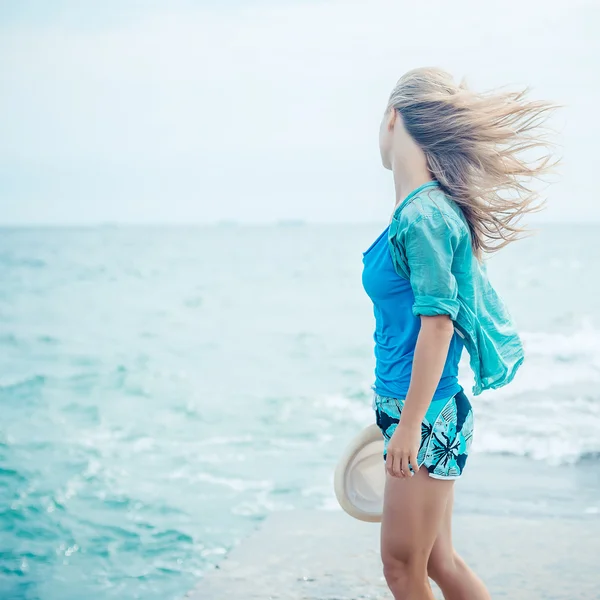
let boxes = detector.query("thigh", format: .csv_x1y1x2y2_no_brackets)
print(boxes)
381,467,454,565
427,488,454,572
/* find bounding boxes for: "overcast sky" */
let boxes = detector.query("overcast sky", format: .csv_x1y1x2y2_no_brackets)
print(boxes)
1,0,598,224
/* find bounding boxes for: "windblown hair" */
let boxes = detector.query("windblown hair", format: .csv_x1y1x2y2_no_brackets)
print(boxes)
388,67,560,255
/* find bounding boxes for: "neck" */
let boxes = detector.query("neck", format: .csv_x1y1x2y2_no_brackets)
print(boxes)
391,157,433,210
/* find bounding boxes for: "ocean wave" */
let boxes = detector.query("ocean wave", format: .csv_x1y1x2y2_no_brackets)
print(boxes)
0,255,47,269
473,428,600,465
0,332,58,349
0,374,47,394
455,326,600,396
169,469,273,493
577,451,600,463
317,392,373,425
467,327,600,465
521,327,600,368
0,333,19,347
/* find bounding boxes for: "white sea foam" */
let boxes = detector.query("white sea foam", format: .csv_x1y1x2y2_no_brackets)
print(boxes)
172,470,273,492
318,393,374,425
464,327,600,464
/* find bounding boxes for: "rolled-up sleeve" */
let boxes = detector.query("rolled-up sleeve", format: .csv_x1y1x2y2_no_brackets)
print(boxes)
404,214,464,320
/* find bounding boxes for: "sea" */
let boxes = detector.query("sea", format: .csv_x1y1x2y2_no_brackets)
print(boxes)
1,223,599,600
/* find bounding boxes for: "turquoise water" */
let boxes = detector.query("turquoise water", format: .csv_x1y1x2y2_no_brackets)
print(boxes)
1,224,599,599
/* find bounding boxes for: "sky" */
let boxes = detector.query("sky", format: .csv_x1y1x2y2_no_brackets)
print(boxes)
0,0,598,224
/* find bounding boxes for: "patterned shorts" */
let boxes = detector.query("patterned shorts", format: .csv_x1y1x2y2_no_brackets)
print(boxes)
373,389,474,480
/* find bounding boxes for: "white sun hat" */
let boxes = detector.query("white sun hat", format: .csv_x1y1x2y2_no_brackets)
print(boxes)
334,423,386,523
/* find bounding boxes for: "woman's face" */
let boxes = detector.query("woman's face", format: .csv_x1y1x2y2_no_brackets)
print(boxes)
379,108,395,171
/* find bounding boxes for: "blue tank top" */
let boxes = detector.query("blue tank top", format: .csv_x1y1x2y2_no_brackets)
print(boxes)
362,224,464,400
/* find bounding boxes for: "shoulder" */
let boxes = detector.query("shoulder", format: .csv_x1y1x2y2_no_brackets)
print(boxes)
392,188,469,239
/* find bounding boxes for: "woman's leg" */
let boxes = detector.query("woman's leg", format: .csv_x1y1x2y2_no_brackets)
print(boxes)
380,467,454,600
427,489,491,600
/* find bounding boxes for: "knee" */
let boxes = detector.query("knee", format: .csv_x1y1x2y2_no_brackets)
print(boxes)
427,551,462,586
382,551,428,597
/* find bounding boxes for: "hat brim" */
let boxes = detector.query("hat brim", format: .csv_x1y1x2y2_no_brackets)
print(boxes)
334,423,386,523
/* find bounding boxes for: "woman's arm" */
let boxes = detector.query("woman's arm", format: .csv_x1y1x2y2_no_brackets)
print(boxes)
385,314,455,478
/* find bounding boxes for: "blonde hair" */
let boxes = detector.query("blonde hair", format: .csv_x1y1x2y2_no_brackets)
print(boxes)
388,67,560,255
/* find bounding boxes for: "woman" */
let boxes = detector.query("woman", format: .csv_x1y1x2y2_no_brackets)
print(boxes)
361,68,557,600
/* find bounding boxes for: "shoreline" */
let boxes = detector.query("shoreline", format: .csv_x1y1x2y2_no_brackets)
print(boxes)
189,509,600,600
189,452,600,599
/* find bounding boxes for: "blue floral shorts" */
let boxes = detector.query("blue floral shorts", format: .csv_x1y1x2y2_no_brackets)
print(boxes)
373,389,474,480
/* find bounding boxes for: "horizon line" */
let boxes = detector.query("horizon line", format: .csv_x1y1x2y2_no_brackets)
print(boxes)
0,218,596,228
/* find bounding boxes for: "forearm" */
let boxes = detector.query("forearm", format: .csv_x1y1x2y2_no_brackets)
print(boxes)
401,315,455,426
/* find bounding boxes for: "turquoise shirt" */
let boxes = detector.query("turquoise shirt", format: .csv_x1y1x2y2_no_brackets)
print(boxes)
362,222,464,400
386,181,524,396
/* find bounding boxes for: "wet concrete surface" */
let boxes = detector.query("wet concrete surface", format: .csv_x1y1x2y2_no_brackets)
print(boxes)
188,509,600,599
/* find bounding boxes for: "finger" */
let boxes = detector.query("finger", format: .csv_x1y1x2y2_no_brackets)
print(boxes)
400,453,410,479
396,452,407,478
386,453,397,478
391,452,403,478
409,453,420,475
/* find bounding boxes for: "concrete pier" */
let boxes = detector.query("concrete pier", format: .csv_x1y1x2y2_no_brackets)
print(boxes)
188,510,600,599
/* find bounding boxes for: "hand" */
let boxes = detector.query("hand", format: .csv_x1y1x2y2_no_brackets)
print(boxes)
386,420,421,479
